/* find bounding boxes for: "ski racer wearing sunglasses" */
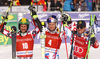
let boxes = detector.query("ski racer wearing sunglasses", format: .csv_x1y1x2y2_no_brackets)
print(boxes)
72,20,99,59
61,13,99,59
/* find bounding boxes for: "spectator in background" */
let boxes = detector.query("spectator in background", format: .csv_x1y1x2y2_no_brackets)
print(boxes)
75,0,87,11
37,0,47,11
50,0,62,11
19,0,31,5
45,0,48,9
8,0,13,5
50,0,54,3
63,0,75,11
0,0,9,6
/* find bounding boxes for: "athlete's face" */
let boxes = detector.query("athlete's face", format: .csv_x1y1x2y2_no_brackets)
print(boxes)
77,25,86,34
20,24,27,33
48,22,56,31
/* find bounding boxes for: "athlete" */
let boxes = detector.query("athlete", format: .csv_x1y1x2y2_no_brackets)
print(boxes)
0,9,42,59
44,15,62,59
61,14,99,59
72,20,99,59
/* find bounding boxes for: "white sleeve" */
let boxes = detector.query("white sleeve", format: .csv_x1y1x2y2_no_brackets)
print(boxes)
65,26,71,38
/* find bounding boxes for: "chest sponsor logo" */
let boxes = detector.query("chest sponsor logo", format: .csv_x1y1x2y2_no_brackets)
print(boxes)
74,46,83,53
46,35,58,39
17,38,32,42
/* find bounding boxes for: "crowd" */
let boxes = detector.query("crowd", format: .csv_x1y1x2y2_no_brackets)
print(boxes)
0,0,100,11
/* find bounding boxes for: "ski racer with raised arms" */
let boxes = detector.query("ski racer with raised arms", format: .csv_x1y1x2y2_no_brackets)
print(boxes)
44,15,62,59
0,7,42,59
44,15,71,59
72,20,99,59
62,14,99,59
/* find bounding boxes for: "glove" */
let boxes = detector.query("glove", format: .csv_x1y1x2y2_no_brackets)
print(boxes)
63,23,68,27
11,26,17,33
33,15,38,19
0,22,6,33
61,14,72,24
28,5,37,15
72,31,77,34
90,34,96,46
2,12,8,19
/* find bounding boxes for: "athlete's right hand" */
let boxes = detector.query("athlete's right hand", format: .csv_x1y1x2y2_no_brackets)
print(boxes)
28,5,37,15
61,13,72,24
2,12,8,19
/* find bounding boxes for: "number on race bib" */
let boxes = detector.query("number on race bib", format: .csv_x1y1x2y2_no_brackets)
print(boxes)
48,40,52,46
22,43,28,49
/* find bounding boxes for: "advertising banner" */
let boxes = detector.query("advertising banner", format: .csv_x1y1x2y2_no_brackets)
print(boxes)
0,13,18,45
0,22,18,45
96,25,100,34
37,12,61,21
11,5,37,12
0,6,9,13
63,12,100,20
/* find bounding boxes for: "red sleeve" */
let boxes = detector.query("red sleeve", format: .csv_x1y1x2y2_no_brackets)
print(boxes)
2,26,12,38
31,27,40,37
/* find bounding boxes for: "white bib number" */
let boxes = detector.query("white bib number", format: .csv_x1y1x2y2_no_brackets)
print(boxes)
48,40,52,46
22,43,28,49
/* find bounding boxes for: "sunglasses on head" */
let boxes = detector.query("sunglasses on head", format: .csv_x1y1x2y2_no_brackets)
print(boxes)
77,26,85,29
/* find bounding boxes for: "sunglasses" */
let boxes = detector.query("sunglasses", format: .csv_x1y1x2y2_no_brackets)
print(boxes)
77,26,85,29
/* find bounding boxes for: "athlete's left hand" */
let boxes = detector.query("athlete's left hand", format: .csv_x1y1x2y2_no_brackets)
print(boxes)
11,26,17,33
90,34,96,46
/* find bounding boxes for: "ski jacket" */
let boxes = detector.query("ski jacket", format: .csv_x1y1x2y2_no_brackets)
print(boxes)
45,28,62,59
45,27,71,59
64,21,99,58
72,32,99,58
2,24,40,57
45,28,62,49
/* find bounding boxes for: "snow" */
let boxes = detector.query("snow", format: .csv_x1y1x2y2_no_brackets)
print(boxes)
0,43,100,59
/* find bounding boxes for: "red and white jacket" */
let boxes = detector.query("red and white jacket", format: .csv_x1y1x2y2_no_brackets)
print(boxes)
45,28,62,51
64,21,99,58
2,26,40,57
45,28,62,59
71,33,99,58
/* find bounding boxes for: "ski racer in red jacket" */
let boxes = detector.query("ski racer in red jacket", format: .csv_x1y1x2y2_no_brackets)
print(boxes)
45,15,62,59
0,10,42,59
72,20,99,59
62,14,99,59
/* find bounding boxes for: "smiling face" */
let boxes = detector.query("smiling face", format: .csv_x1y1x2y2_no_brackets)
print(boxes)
20,24,27,33
77,25,86,34
48,22,56,31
